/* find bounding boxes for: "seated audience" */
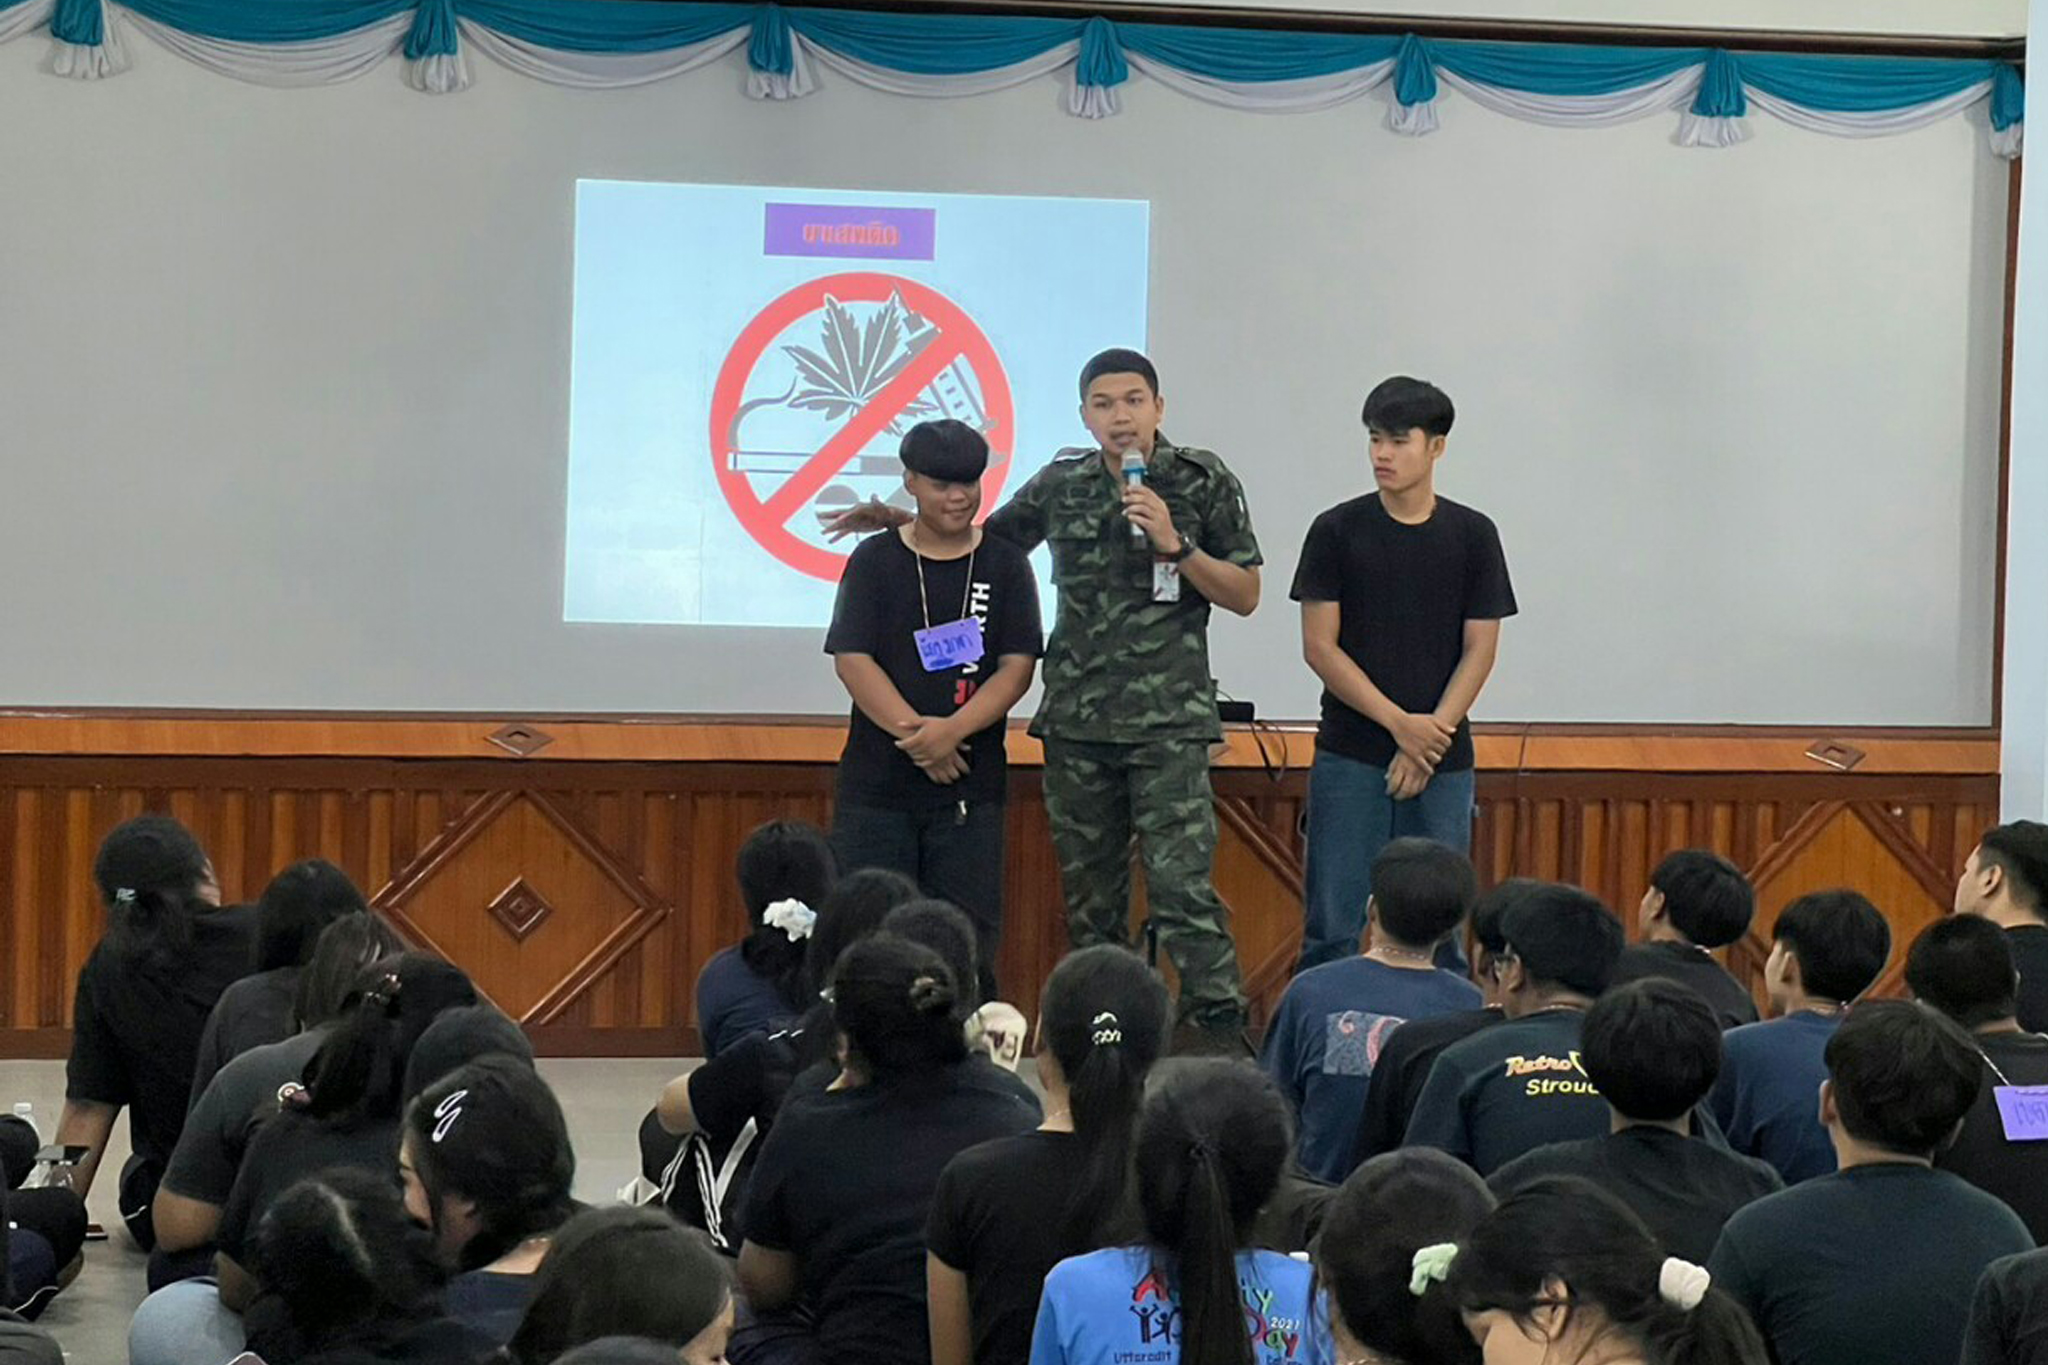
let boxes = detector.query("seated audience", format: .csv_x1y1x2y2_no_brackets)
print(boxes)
1314,1149,1494,1365
1957,821,2048,1033
1028,1058,1330,1365
58,815,256,1249
401,1056,575,1346
697,820,838,1059
651,866,919,1249
880,899,1040,1112
737,934,1039,1365
1610,850,1760,1029
154,911,402,1283
558,1340,707,1365
1404,884,1624,1174
1710,1000,2034,1365
1261,838,1482,1182
506,1206,734,1365
1448,1176,1769,1364
1352,878,1542,1167
1707,890,1890,1184
238,1166,487,1365
929,946,1171,1365
1966,1250,2048,1365
0,1311,58,1365
127,955,481,1365
1489,979,1782,1264
190,859,368,1098
1906,915,2048,1241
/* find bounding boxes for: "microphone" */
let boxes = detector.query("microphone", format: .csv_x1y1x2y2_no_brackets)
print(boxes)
1121,451,1148,542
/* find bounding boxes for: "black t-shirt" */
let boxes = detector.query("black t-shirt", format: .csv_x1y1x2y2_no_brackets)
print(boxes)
162,1027,328,1207
825,529,1044,809
1404,1008,1609,1175
1966,1249,2048,1365
1489,1124,1783,1264
444,1269,537,1347
1712,1165,2035,1365
65,905,258,1171
217,1112,399,1263
1353,1007,1502,1169
2010,926,2048,1035
1609,943,1759,1030
1938,1030,2048,1244
190,967,303,1105
928,1130,1079,1365
1289,494,1516,770
740,1064,1041,1365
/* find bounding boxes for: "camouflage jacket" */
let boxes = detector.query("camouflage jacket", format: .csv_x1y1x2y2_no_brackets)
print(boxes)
987,434,1262,742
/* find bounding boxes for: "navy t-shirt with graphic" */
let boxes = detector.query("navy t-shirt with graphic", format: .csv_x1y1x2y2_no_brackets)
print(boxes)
1707,1010,1840,1184
1029,1246,1333,1365
1403,1007,1609,1175
1260,959,1482,1182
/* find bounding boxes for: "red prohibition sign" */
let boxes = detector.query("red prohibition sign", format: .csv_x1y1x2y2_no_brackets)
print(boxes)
709,273,1015,582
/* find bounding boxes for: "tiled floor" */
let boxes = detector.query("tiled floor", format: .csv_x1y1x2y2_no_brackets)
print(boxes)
0,1055,699,1364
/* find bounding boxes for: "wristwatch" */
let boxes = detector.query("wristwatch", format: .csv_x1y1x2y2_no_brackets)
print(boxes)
1167,531,1198,563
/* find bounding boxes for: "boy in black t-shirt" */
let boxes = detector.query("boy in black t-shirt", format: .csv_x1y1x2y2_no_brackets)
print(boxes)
1292,377,1517,971
825,421,1043,991
1610,850,1760,1029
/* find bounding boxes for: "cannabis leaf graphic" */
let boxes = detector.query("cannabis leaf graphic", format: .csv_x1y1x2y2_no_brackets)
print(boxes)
783,293,939,436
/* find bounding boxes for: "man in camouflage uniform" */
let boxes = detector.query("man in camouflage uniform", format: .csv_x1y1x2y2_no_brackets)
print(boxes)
829,349,1263,1043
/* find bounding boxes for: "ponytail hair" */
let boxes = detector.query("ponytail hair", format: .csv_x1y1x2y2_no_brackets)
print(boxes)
255,859,369,973
299,954,477,1130
1315,1150,1493,1365
829,933,967,1081
1133,1060,1293,1365
92,815,211,967
1039,946,1169,1253
786,868,920,1074
1445,1177,1769,1365
292,911,404,1029
734,821,837,1013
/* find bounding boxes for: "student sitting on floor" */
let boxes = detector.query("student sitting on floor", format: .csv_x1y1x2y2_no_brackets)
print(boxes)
1707,890,1891,1184
1315,1149,1493,1365
1955,821,2048,1032
1610,850,1760,1030
696,820,839,1060
1711,1000,2034,1365
1488,978,1782,1264
506,1206,734,1365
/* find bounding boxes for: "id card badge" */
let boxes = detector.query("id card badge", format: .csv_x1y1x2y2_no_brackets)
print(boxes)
1993,1085,2048,1141
1152,560,1181,603
914,617,985,672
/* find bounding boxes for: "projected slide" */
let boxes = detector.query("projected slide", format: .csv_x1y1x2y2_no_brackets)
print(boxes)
563,181,1150,628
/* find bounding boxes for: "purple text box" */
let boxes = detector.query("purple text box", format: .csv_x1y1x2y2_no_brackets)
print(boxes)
1994,1085,2048,1141
764,204,935,261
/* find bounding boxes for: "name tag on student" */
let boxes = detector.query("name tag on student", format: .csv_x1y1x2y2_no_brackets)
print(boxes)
1993,1085,2048,1141
914,618,984,672
1152,560,1181,603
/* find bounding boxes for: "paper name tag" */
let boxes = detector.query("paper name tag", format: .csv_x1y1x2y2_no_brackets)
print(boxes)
914,617,984,672
1993,1085,2048,1141
1152,560,1181,603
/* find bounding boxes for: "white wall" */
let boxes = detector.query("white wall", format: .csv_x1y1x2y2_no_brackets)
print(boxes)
2003,6,2048,816
0,37,2009,723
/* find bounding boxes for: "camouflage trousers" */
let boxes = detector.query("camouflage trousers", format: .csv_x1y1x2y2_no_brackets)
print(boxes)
1040,737,1247,1029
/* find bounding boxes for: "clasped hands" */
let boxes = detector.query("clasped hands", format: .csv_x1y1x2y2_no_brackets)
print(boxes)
897,715,969,785
1388,712,1456,800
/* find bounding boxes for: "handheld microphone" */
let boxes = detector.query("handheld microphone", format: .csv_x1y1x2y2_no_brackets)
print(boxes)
1120,451,1148,542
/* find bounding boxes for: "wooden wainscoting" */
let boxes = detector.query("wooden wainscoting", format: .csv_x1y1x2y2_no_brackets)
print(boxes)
0,720,2002,1056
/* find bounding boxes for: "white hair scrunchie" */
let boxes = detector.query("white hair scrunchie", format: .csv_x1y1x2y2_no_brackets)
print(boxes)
763,899,816,942
1409,1243,1459,1297
1659,1256,1711,1312
112,888,137,905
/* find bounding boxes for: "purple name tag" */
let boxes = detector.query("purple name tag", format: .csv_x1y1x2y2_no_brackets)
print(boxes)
764,204,936,261
1993,1085,2048,1141
914,618,983,672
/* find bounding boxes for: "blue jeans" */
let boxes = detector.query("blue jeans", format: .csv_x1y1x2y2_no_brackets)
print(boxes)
1299,750,1477,971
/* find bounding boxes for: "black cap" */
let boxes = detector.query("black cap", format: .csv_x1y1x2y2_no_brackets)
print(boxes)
899,420,988,484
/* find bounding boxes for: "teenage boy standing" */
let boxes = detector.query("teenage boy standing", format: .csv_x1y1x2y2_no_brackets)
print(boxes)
826,420,1042,993
827,350,1263,1048
1292,377,1516,972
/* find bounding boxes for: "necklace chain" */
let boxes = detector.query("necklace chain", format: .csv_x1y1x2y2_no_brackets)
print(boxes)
911,521,976,632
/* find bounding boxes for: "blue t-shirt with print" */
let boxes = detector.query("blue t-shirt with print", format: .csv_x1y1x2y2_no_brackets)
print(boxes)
1261,958,1483,1182
1029,1246,1332,1365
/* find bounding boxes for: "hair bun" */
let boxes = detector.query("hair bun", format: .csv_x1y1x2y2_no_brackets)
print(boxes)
907,974,955,1015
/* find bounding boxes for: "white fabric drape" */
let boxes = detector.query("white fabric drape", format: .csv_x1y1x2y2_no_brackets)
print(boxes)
1745,80,1991,139
1125,53,1394,114
111,5,408,86
1437,66,1702,129
456,18,746,91
0,0,52,45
